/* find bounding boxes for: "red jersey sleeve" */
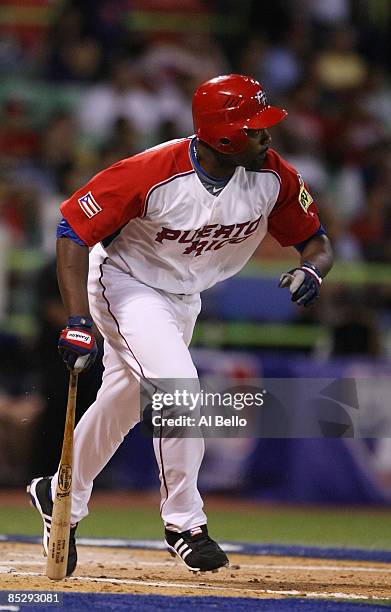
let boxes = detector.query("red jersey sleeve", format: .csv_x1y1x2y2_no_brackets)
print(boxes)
265,150,320,247
60,158,144,247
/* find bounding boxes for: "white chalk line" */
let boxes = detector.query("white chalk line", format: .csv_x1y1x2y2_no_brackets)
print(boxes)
0,569,388,601
236,563,391,573
2,558,391,574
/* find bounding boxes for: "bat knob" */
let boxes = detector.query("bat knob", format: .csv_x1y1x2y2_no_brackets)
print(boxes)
278,272,295,288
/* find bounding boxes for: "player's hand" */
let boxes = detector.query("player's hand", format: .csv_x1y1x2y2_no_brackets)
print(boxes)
278,261,322,306
58,316,98,372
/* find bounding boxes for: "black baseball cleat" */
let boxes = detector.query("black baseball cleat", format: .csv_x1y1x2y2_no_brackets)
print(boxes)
165,524,229,572
27,476,78,576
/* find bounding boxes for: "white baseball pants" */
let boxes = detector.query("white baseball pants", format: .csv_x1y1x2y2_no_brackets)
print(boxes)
51,252,207,531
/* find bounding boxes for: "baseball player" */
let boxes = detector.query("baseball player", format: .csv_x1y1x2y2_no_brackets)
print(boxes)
28,74,333,574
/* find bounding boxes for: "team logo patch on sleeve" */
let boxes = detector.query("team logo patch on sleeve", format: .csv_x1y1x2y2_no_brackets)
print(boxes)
78,191,102,218
297,175,313,213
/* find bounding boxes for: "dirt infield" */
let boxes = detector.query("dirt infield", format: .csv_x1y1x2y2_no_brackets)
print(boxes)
1,542,391,602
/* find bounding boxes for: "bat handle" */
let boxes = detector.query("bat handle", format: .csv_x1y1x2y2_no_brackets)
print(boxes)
67,370,79,411
70,369,78,387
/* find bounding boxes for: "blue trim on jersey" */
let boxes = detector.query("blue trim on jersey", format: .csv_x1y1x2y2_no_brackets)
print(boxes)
56,218,87,247
294,224,327,253
190,138,231,185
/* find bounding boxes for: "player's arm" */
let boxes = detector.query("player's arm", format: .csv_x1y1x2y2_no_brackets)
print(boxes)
286,232,333,306
279,230,334,306
57,236,90,317
298,232,333,278
55,160,145,371
265,152,334,306
56,222,97,372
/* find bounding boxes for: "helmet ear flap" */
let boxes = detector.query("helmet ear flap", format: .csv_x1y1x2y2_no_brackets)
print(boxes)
216,128,248,154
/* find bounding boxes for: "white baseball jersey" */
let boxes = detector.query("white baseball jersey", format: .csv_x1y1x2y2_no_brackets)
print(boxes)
61,137,320,295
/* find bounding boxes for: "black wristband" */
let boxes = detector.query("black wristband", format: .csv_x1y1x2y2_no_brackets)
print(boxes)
67,316,93,329
302,261,322,280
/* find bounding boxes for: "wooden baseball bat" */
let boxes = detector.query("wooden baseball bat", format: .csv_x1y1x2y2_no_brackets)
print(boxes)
46,370,78,580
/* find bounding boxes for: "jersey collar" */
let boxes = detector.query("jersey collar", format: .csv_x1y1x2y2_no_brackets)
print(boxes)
190,137,230,186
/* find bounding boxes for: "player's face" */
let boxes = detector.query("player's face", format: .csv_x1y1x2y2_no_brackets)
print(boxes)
222,128,272,170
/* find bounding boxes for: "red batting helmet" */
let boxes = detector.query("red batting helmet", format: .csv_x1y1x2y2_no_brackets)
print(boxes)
192,74,287,154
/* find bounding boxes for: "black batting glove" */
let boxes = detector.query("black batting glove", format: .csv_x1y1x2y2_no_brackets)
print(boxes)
278,261,322,306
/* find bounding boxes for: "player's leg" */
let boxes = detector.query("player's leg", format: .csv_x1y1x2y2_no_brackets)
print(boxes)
51,341,141,524
89,262,227,570
149,292,228,570
90,259,207,531
28,342,140,575
91,263,227,570
150,292,206,531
